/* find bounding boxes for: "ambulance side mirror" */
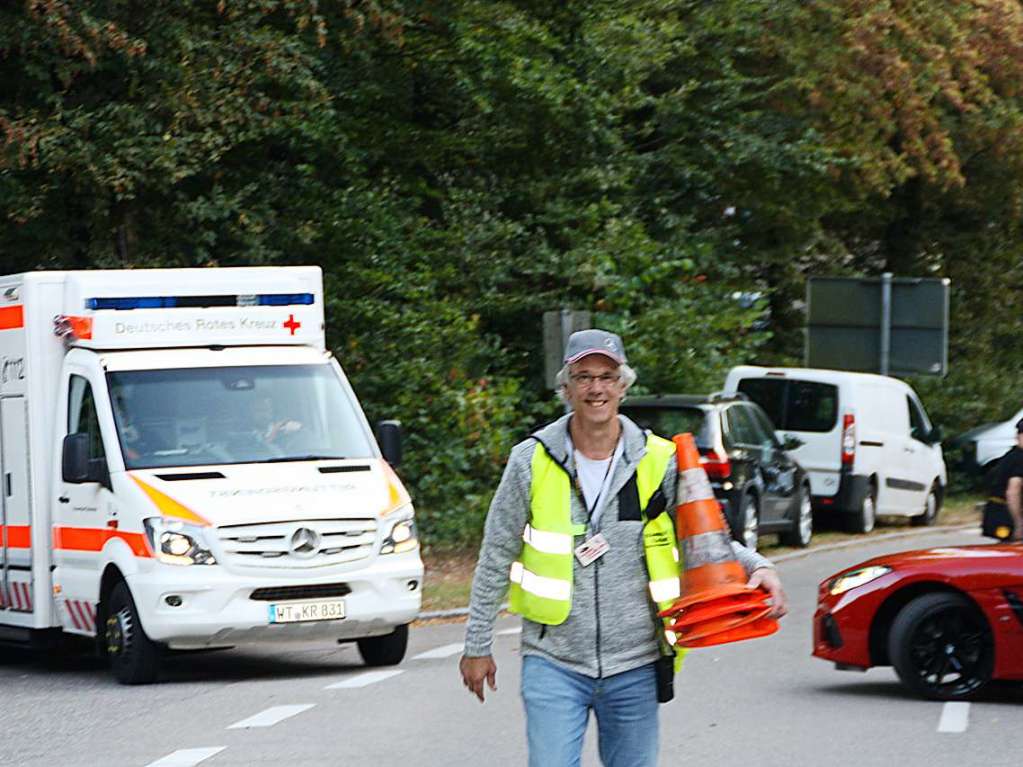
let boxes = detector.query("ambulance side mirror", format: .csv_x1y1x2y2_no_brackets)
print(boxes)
62,433,90,483
62,433,111,488
376,420,403,468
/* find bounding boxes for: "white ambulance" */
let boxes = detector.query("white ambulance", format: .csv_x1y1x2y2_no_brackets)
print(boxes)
0,267,423,683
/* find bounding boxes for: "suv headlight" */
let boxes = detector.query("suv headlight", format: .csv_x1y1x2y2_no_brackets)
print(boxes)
381,507,418,555
829,565,891,595
144,517,217,566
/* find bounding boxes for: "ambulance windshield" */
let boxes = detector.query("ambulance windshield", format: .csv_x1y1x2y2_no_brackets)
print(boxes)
107,364,374,469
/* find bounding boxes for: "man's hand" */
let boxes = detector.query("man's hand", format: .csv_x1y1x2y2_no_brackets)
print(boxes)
747,567,788,618
459,654,497,703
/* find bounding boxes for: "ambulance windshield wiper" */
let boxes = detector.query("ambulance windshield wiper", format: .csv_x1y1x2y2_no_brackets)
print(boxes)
265,455,347,463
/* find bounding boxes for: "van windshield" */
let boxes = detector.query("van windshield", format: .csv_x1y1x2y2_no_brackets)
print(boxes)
107,364,374,469
737,378,838,433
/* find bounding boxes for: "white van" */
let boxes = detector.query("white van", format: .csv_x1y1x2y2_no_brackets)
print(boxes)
0,267,423,683
722,366,946,533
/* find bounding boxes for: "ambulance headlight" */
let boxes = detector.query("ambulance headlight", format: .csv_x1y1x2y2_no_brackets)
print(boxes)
144,518,217,566
381,508,418,555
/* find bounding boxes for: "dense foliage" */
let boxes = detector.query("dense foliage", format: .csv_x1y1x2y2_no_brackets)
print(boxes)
3,1,1022,544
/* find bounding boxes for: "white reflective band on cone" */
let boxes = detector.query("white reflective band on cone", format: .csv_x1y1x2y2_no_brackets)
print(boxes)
679,467,715,504
509,561,571,601
649,578,681,602
522,524,574,555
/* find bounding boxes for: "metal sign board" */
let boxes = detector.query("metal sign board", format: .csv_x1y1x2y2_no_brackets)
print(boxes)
806,275,949,376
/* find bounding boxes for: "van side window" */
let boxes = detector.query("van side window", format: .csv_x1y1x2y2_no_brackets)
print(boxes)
68,375,106,462
907,396,931,442
737,378,838,433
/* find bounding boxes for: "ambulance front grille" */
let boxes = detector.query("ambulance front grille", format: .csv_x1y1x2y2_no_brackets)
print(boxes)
216,518,378,569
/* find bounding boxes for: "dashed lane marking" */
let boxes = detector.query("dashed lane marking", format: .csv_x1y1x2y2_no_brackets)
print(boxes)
143,747,226,767
938,702,970,733
227,704,315,729
412,642,464,660
324,669,404,689
497,627,522,635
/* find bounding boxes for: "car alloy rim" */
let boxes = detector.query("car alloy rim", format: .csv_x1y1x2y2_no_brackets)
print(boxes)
908,606,988,696
926,491,936,522
744,499,758,550
799,491,812,543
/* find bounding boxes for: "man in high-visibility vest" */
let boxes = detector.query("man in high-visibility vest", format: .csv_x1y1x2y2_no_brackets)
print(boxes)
459,329,787,767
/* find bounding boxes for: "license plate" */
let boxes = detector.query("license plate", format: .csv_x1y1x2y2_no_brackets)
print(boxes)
268,598,346,624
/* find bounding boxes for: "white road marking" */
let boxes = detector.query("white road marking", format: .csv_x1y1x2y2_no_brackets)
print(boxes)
937,702,970,733
497,627,522,635
143,747,226,767
227,704,315,729
324,669,404,689
412,642,464,660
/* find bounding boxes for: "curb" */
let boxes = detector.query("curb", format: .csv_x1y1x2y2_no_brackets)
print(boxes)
416,523,979,622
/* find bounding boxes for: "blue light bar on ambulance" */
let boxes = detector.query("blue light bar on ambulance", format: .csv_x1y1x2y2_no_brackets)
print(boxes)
85,293,315,311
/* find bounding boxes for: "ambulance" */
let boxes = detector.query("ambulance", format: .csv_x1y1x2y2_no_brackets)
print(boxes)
0,267,423,683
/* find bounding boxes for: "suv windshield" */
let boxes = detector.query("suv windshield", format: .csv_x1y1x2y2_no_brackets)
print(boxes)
107,364,374,469
737,378,838,433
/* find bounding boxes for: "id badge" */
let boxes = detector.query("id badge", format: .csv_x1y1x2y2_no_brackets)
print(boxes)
574,533,610,566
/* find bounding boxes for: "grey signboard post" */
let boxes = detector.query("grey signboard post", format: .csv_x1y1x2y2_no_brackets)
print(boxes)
806,274,950,376
543,309,591,389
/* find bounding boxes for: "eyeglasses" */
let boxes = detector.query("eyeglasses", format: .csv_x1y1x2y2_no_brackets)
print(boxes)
569,373,621,388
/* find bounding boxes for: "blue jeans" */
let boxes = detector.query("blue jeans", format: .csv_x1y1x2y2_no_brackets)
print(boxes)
520,655,659,767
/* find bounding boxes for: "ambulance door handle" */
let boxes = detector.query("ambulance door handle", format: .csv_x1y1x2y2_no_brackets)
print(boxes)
58,495,70,504
3,473,10,497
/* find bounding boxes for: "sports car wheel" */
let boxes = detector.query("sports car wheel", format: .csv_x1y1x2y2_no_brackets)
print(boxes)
888,593,993,701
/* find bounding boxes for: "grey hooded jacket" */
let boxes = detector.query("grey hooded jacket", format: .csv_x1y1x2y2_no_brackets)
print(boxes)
463,413,773,678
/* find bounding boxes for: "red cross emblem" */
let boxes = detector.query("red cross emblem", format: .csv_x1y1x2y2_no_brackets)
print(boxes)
283,314,301,335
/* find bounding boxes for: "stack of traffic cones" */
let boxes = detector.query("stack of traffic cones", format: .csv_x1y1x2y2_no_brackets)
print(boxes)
658,433,778,648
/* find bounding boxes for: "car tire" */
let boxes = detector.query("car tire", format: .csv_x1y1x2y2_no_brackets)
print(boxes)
888,592,993,701
357,624,409,667
845,482,876,534
910,483,941,527
105,581,162,685
780,482,813,548
738,492,759,551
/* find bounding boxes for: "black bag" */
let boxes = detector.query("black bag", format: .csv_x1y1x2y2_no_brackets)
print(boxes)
981,500,1015,541
655,654,674,703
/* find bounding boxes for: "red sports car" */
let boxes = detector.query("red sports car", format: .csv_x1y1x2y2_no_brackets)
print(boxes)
813,543,1023,700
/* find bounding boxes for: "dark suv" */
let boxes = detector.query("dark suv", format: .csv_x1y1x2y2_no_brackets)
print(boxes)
620,393,812,550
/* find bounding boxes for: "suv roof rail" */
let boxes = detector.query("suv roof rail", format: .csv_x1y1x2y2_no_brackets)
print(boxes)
707,390,749,403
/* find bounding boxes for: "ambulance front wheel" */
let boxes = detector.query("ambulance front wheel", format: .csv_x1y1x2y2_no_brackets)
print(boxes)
105,581,162,685
356,624,408,667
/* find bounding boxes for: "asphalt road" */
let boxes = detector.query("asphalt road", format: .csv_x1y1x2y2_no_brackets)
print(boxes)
1,527,1020,767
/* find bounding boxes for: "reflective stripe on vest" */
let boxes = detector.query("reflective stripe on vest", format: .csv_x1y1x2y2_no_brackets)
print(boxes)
509,432,683,660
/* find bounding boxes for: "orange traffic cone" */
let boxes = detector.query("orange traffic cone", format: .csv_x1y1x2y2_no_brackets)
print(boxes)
658,432,779,648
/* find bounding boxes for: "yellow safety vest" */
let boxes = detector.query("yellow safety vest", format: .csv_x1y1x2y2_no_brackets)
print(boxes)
508,433,686,667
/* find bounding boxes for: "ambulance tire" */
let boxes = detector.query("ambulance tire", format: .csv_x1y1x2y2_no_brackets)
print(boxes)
106,581,162,685
356,624,408,667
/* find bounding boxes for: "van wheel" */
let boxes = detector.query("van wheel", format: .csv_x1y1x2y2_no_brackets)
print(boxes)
739,493,759,551
357,624,408,667
105,581,161,685
846,483,876,534
911,484,940,527
780,482,813,547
